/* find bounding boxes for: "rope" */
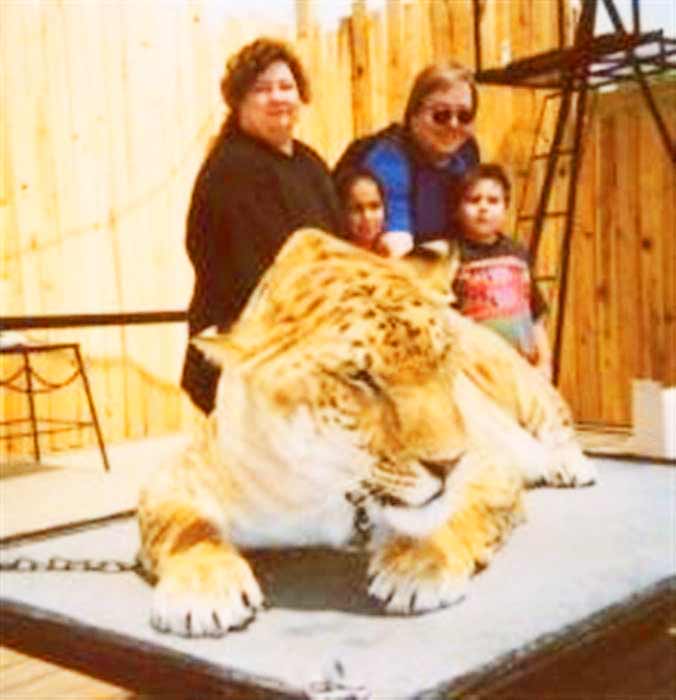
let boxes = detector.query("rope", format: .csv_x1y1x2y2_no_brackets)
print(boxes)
0,366,26,390
25,366,81,392
0,366,81,394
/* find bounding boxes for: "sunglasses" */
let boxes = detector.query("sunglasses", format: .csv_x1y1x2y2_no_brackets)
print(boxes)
428,107,474,126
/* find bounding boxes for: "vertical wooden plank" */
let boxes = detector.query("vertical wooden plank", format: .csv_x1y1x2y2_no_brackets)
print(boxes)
322,17,357,164
4,4,48,337
311,22,333,155
15,3,67,451
296,0,313,40
368,7,388,132
595,107,624,424
447,0,476,68
656,87,676,385
349,0,373,137
478,0,500,68
412,0,434,69
323,24,355,165
1,3,25,457
385,0,407,121
114,1,173,440
611,94,640,423
635,94,660,382
429,0,452,63
99,0,133,443
142,3,192,438
61,0,118,319
510,0,533,63
401,3,423,95
294,1,315,146
569,100,601,423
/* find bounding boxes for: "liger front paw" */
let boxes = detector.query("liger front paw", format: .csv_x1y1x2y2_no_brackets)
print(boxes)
368,539,469,615
151,544,264,637
548,447,597,487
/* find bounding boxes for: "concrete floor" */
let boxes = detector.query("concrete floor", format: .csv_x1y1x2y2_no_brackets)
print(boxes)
0,434,188,541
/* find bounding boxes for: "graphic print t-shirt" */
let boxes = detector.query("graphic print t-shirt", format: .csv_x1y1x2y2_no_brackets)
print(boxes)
453,235,547,361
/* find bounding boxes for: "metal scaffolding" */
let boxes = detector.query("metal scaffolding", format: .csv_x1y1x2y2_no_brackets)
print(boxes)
472,0,676,384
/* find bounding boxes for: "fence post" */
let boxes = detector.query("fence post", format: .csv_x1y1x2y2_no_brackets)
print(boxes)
349,0,373,136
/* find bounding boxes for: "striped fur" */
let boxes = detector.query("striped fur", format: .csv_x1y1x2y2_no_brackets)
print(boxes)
138,229,595,636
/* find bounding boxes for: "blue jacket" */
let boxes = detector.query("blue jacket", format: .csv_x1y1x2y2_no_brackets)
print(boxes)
334,124,480,241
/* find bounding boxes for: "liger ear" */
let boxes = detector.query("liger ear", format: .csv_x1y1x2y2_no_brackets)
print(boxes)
403,239,460,302
190,327,235,368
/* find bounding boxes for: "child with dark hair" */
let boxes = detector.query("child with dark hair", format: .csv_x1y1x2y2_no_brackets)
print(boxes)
450,163,552,379
335,168,387,252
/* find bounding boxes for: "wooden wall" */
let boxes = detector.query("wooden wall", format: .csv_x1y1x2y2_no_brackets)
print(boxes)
558,83,676,426
1,0,673,457
1,1,293,456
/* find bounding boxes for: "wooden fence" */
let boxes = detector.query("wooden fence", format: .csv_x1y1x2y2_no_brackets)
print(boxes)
557,82,676,426
1,0,674,457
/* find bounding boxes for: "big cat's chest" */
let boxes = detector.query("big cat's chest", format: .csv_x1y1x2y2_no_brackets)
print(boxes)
227,489,369,550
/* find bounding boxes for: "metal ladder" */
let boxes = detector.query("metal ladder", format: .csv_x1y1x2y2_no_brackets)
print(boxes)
514,86,593,384
475,0,675,385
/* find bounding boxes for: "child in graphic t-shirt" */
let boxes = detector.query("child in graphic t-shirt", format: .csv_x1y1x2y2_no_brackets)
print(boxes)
450,163,552,379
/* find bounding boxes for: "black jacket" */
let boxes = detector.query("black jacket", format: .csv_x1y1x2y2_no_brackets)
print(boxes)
181,126,341,413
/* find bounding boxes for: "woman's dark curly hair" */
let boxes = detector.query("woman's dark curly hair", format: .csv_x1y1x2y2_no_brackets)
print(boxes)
220,38,311,113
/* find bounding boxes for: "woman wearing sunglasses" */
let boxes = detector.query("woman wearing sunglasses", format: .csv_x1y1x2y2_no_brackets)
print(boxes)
333,61,479,257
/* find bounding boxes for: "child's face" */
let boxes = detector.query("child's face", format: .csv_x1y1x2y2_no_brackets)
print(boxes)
345,177,385,248
458,178,507,244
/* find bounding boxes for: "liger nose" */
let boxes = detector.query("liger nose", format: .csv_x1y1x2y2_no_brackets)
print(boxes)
418,455,463,480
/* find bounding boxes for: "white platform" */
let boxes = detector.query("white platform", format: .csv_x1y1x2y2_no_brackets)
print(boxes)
1,459,674,698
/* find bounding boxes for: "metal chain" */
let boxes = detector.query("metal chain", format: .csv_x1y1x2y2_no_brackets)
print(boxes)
345,490,373,549
305,680,371,700
0,555,142,574
305,660,371,700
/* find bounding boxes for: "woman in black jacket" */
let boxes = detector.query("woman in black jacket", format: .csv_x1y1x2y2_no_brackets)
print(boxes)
182,38,341,414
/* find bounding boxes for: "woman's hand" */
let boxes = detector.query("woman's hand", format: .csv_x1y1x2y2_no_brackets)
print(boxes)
376,231,414,258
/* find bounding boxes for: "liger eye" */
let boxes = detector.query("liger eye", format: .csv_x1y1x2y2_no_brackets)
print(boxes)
348,370,381,393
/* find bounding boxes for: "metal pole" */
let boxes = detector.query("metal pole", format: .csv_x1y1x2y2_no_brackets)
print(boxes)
74,345,110,472
22,350,41,462
552,85,589,386
529,86,574,264
601,0,675,163
631,0,640,34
